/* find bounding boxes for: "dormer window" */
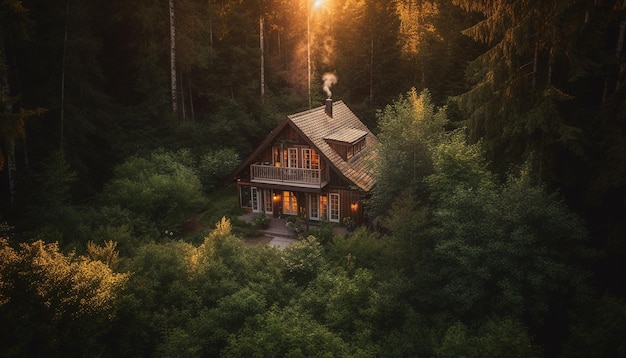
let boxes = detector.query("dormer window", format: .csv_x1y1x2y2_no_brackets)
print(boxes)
324,128,368,161
346,137,366,159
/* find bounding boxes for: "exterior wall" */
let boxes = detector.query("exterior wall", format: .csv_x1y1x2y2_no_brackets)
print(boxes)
235,121,370,227
237,181,366,225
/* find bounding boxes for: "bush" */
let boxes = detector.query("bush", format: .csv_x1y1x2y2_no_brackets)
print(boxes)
99,149,206,231
253,214,271,229
282,236,326,285
197,149,241,193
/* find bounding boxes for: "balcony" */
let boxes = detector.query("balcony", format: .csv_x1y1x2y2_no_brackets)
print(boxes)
251,164,327,189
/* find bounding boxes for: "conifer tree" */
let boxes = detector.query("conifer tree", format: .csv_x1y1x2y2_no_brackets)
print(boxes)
451,0,590,174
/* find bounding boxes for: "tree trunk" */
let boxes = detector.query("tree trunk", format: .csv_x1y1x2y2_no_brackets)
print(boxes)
615,18,625,91
0,34,15,206
369,33,374,103
260,16,265,103
169,0,177,116
180,71,186,119
60,0,69,149
189,75,195,121
532,41,539,89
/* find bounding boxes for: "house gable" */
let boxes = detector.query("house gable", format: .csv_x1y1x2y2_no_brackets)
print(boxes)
233,100,378,192
231,100,378,224
287,100,378,192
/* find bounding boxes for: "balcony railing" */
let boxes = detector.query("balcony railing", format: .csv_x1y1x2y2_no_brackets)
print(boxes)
251,164,325,186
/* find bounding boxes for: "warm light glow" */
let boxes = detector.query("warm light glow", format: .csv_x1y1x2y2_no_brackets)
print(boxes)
313,0,323,8
350,202,358,211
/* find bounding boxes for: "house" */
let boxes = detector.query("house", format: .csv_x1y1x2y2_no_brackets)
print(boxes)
232,99,378,225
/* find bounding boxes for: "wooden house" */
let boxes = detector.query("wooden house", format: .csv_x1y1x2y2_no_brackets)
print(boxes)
232,99,378,225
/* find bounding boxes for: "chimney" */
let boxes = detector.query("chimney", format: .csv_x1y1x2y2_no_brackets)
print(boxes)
325,98,333,118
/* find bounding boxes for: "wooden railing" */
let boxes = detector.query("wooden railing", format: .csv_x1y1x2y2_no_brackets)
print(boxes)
251,164,323,185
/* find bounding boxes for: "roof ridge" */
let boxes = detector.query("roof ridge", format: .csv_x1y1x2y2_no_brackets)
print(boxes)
288,100,345,119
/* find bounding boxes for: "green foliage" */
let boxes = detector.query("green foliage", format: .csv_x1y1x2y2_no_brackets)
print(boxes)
197,148,241,192
107,216,292,357
418,148,595,328
18,151,83,244
296,267,380,350
327,227,387,273
426,129,493,200
253,213,271,229
368,88,448,219
562,294,626,357
282,235,326,285
308,219,337,245
0,238,128,356
77,204,159,253
222,306,352,358
435,319,541,358
99,148,206,231
381,191,430,271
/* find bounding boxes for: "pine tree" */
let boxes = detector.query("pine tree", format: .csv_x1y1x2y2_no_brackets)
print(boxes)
451,0,591,175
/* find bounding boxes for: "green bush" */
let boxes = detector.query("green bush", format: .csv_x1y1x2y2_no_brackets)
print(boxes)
197,148,240,192
99,149,206,231
282,235,326,285
253,214,271,229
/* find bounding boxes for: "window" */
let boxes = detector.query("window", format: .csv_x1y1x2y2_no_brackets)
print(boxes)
283,191,298,215
309,194,319,220
251,187,260,212
302,149,320,169
320,195,328,220
303,149,312,169
263,189,273,214
329,193,340,222
309,194,330,221
311,151,320,169
346,138,366,160
288,148,298,168
240,185,252,208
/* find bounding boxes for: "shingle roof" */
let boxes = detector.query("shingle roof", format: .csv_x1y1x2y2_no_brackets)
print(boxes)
287,100,378,191
323,128,368,144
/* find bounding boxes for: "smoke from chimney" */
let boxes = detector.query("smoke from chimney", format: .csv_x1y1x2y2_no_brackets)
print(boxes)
322,73,337,98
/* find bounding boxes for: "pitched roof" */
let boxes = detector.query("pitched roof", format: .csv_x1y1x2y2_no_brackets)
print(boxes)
323,128,368,144
233,100,378,192
287,100,378,191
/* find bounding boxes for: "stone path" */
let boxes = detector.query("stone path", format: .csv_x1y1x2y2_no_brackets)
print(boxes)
239,213,296,249
239,213,351,250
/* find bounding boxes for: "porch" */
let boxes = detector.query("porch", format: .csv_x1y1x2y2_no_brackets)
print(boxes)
250,164,328,189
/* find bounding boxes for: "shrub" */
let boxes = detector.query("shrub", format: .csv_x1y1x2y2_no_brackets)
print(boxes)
253,214,271,229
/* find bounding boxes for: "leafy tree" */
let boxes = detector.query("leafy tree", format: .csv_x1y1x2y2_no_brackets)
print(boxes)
197,148,240,192
562,294,626,358
295,267,380,353
222,306,352,357
0,238,128,356
281,235,326,285
368,88,448,219
435,319,541,358
412,138,595,351
99,148,206,231
327,226,387,273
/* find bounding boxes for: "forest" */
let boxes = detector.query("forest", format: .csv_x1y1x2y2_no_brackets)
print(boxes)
1,0,626,356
